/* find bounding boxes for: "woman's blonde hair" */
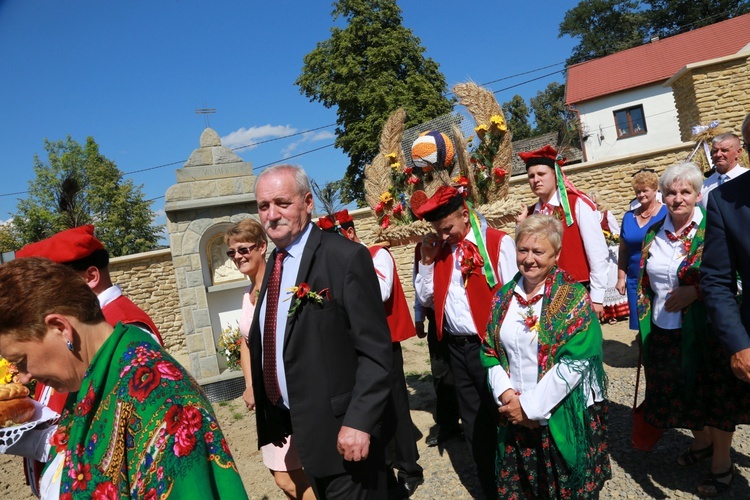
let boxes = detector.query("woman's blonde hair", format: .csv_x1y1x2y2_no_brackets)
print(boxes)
515,214,563,254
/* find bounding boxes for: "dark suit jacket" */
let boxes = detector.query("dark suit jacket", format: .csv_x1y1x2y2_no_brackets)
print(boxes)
249,224,393,477
701,171,750,355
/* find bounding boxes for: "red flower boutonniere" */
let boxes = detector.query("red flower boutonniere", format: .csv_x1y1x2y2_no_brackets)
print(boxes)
519,307,540,333
287,283,329,317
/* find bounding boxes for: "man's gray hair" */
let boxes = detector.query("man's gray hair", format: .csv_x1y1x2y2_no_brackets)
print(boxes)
711,132,741,146
659,162,703,194
255,164,312,197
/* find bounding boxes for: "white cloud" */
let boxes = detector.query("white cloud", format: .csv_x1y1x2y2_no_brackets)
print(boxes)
220,124,297,150
280,130,336,158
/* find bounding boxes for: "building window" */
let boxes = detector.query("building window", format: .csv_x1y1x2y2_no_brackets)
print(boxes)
614,105,646,138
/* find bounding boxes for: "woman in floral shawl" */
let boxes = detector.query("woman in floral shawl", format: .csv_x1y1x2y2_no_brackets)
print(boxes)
481,214,610,499
0,258,247,499
637,162,750,496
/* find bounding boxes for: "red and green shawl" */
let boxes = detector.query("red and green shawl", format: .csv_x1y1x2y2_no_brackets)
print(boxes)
480,267,606,487
637,209,707,397
46,323,247,499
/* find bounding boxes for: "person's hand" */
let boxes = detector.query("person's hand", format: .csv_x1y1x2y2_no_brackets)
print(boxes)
516,203,529,225
731,348,750,382
664,285,698,312
592,302,604,320
615,278,627,296
499,388,516,406
415,321,427,339
420,234,440,265
337,426,371,461
243,385,255,411
498,393,525,424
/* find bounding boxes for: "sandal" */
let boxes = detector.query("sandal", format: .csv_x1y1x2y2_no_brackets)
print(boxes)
677,444,713,466
697,464,734,497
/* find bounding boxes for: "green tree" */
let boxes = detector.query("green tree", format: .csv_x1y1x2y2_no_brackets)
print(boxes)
13,136,162,256
296,0,453,204
646,0,750,37
530,82,576,139
559,0,650,65
0,222,21,254
502,95,533,141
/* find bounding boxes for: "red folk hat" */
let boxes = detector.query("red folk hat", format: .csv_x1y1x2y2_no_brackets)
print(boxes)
16,224,104,263
518,145,564,169
411,185,462,220
316,210,354,231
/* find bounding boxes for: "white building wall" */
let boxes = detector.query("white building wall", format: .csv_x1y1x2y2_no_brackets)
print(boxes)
575,84,682,162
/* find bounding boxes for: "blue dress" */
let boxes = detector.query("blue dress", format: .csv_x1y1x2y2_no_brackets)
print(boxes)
620,205,668,329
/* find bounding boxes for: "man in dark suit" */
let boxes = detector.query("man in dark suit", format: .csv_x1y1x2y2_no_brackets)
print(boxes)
700,114,750,382
250,164,393,499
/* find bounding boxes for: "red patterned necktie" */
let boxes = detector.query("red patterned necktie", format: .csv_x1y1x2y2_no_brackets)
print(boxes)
263,249,286,406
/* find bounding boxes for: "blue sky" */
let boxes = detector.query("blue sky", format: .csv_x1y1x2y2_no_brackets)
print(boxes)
0,0,579,234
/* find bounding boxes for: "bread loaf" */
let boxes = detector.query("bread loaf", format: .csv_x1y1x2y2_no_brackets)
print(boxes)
0,383,30,401
0,397,35,428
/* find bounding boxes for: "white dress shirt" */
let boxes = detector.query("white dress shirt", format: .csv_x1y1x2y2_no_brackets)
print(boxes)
259,222,314,409
415,231,517,335
486,279,603,423
531,192,609,303
700,165,749,209
645,208,702,330
370,245,394,302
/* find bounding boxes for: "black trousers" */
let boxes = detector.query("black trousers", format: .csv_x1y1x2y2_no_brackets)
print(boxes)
424,307,460,432
446,334,499,500
383,342,423,482
309,434,387,500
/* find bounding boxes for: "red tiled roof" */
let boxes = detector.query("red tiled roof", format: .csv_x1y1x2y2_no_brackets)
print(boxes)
566,14,750,105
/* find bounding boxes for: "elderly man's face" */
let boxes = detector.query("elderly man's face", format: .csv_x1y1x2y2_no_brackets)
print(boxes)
255,171,313,249
711,138,742,174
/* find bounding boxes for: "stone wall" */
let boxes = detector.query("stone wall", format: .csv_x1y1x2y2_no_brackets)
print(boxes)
670,53,750,140
108,249,184,354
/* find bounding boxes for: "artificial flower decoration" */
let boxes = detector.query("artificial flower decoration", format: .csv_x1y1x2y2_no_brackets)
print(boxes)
379,191,393,204
475,123,489,139
404,166,413,175
380,214,391,228
407,175,419,185
390,161,401,171
287,283,328,318
453,175,470,189
392,203,403,216
374,202,384,213
385,152,398,163
0,357,20,384
490,114,508,132
493,167,507,183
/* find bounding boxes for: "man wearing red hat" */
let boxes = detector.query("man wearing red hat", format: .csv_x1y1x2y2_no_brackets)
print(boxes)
413,185,517,499
317,210,424,497
12,224,162,496
517,145,609,317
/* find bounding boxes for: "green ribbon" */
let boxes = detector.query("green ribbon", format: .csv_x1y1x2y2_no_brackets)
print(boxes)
466,200,498,288
555,163,574,227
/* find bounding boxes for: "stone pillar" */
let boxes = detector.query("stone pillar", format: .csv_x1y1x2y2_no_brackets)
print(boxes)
165,128,257,380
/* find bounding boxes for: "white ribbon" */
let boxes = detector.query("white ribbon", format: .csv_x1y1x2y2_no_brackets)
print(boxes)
691,120,720,136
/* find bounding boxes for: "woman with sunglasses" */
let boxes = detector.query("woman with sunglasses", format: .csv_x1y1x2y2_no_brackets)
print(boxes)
225,219,313,499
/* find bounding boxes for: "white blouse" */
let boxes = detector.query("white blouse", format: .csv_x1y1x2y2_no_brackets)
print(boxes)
645,208,702,330
487,279,603,424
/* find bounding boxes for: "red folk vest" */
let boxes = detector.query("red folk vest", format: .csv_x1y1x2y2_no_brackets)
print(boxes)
369,246,415,343
103,295,163,346
433,228,505,340
528,191,591,283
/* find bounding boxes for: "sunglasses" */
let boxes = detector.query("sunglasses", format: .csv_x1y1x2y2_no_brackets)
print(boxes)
226,244,257,258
